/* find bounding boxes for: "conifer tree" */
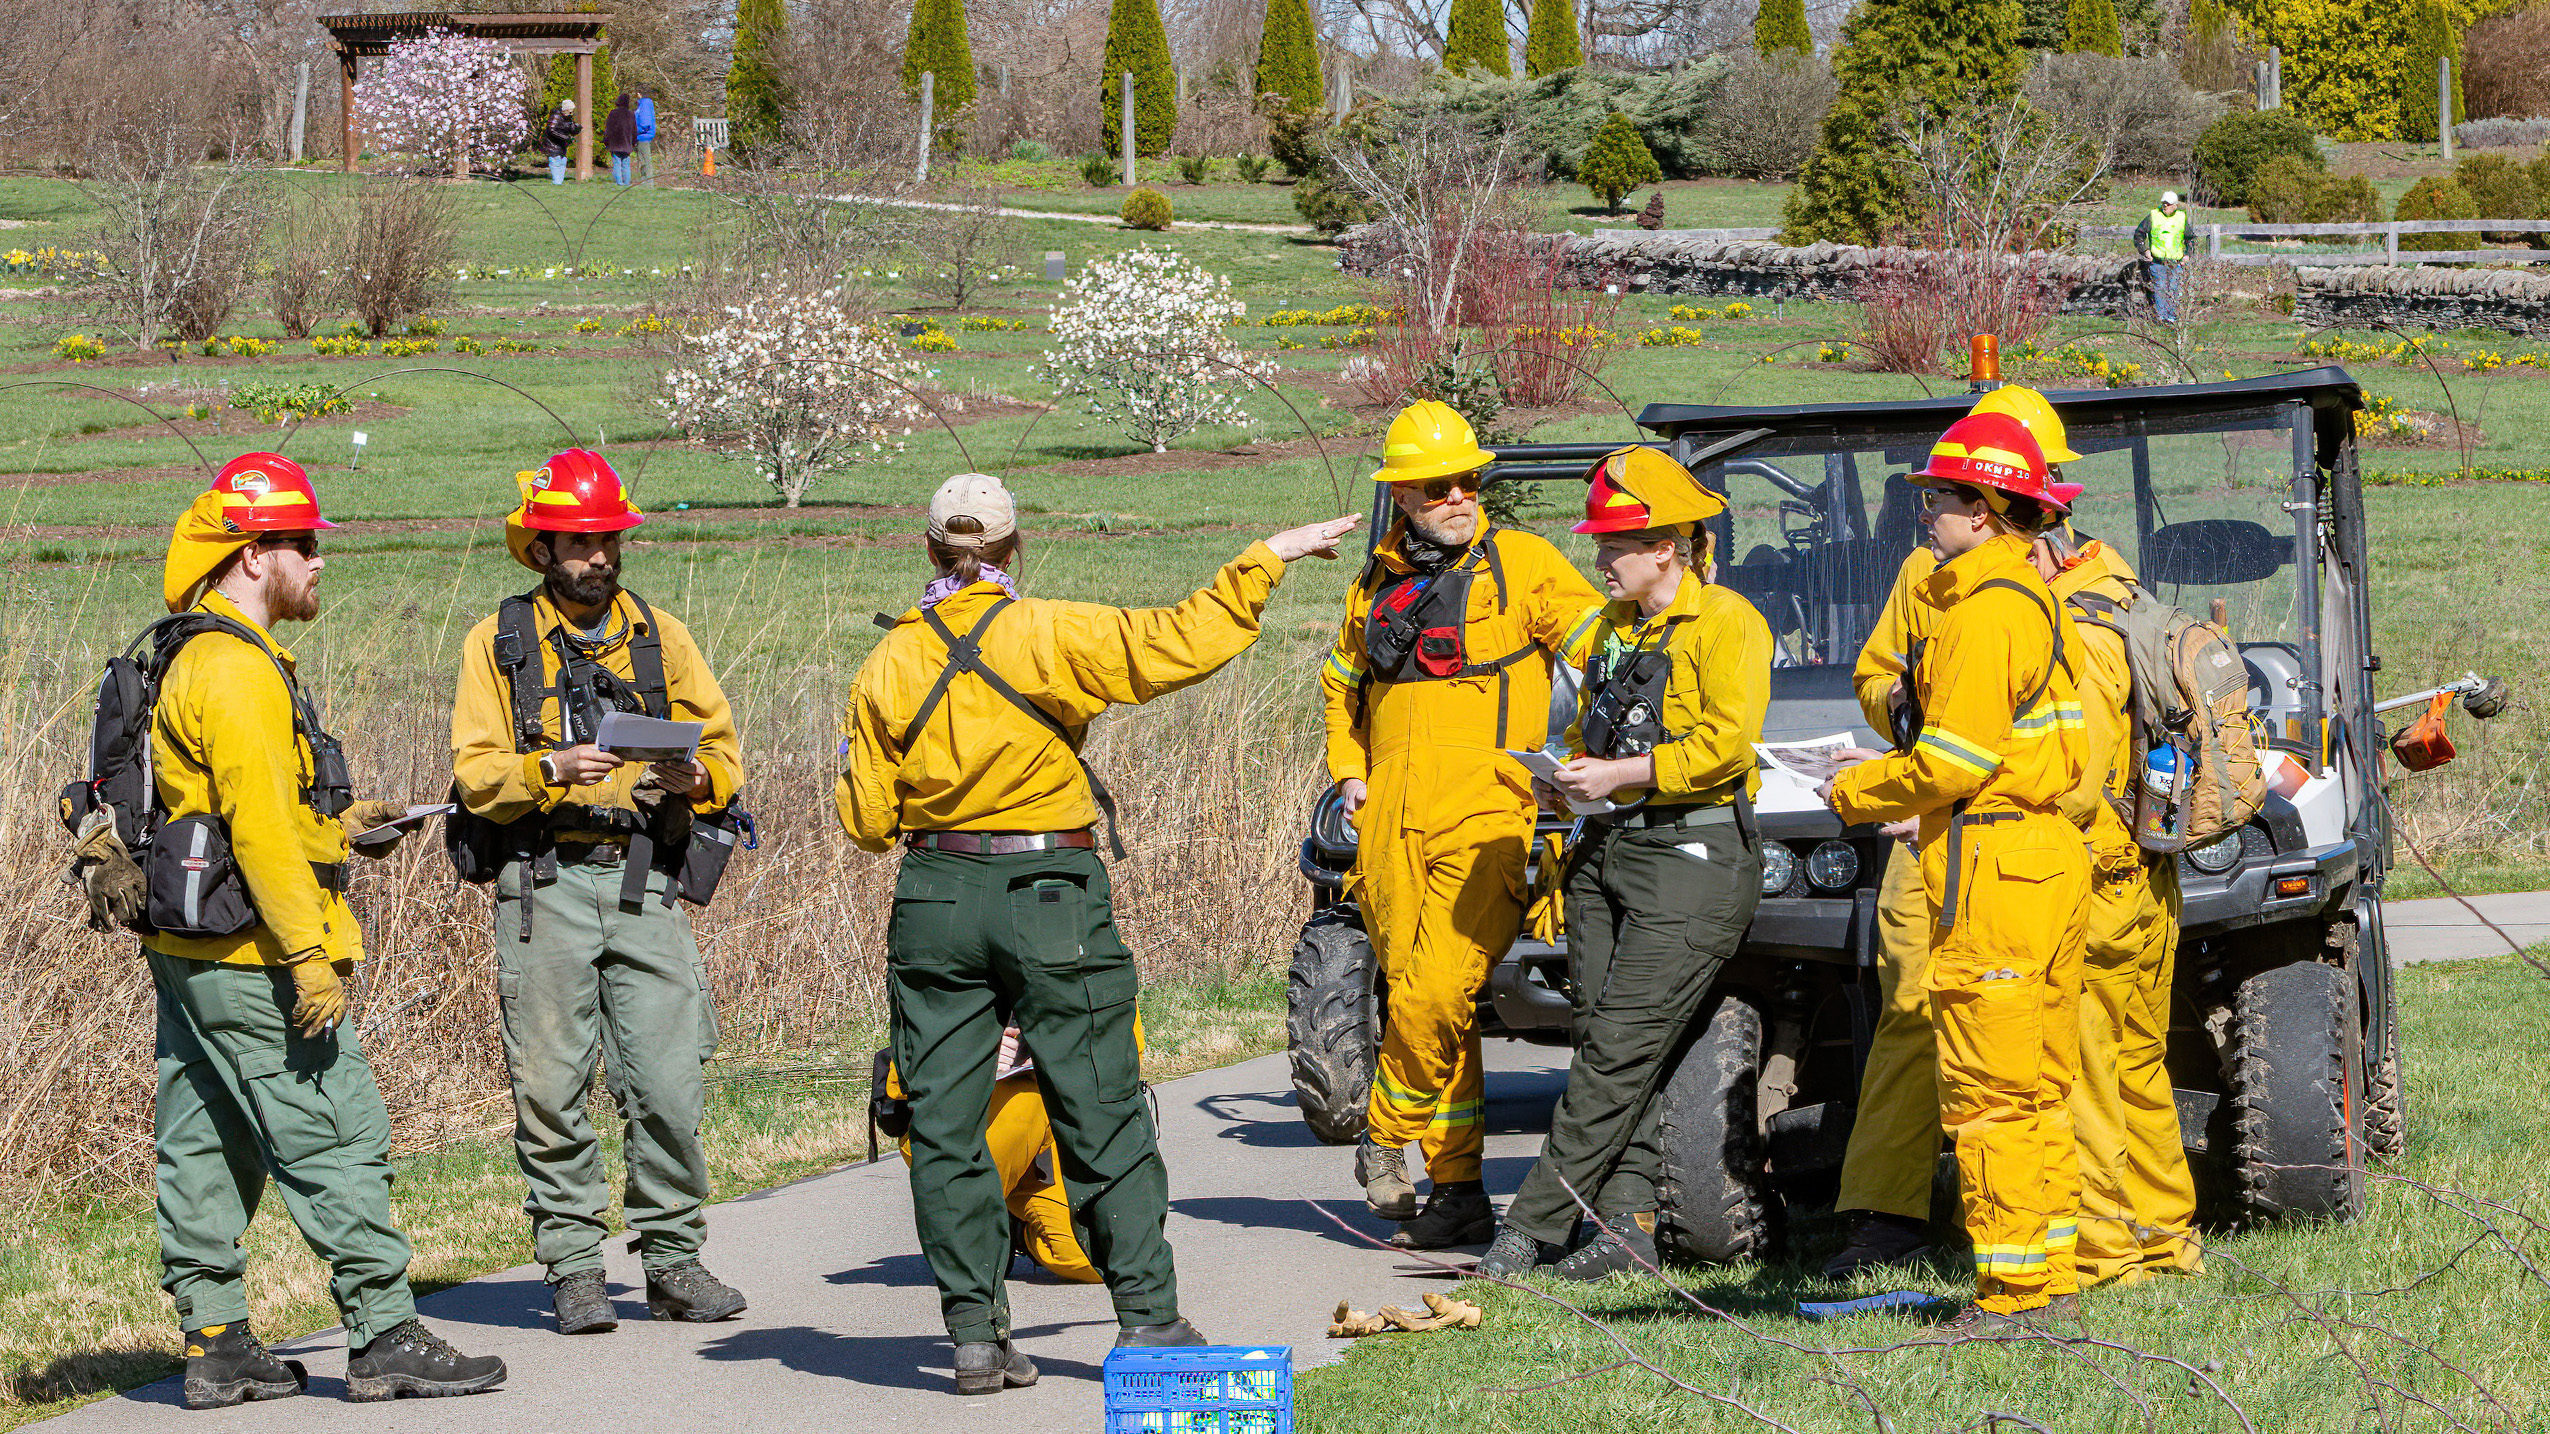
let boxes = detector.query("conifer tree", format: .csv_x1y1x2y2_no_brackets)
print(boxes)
903,0,978,119
1524,0,1582,77
1777,0,2024,245
1255,0,1326,107
539,7,614,120
2064,0,2121,55
1101,0,1178,157
1753,0,1811,56
726,0,791,158
1444,0,1513,77
2395,0,2461,143
1579,111,1662,210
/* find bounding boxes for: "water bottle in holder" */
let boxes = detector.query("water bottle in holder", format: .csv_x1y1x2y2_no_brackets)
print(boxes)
2136,739,2185,850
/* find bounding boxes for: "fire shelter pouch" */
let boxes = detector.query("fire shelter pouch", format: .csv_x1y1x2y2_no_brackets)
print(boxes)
145,813,258,939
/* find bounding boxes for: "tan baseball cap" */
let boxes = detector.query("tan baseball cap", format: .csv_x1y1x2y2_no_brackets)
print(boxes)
928,472,1015,548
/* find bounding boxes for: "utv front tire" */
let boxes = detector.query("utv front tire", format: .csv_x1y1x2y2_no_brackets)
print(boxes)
1655,992,1779,1263
2226,961,2366,1222
1287,911,1379,1145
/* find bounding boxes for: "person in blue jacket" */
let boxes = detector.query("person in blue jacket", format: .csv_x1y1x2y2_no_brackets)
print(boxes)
634,91,657,188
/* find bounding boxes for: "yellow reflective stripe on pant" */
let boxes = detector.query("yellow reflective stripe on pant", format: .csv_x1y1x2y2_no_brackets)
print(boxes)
1922,809,2091,1314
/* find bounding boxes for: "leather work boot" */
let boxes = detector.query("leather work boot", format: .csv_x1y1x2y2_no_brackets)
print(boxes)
952,1339,1039,1395
646,1260,748,1321
1820,1211,1934,1280
1474,1225,1568,1280
1390,1180,1495,1249
1905,1295,2081,1345
1114,1318,1209,1348
551,1270,618,1334
182,1322,306,1410
343,1319,507,1401
1547,1214,1660,1282
1356,1137,1416,1221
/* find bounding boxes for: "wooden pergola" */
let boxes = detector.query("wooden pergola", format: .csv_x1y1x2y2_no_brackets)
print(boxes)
319,12,616,180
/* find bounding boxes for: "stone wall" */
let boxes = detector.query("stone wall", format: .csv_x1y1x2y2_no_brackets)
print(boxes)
2295,267,2550,338
1334,225,2146,317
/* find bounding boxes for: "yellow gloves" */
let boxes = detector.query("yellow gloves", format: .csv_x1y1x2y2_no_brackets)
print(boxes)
343,799,409,858
72,812,148,932
287,950,349,1036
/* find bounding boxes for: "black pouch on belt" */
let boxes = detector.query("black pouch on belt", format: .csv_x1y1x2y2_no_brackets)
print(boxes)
675,803,758,905
144,813,259,938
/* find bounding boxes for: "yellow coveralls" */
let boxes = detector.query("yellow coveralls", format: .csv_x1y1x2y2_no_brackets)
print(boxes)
1320,523,1602,1182
1834,549,1946,1223
1831,534,2092,1313
2050,542,2203,1285
888,1065,1101,1284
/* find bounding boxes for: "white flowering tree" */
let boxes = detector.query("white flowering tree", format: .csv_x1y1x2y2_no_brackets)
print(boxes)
352,28,528,172
1040,247,1274,453
656,291,926,507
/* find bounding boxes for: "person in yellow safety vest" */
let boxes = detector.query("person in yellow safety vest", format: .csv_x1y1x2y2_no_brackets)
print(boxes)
1476,447,1772,1281
2133,191,2189,324
1320,400,1606,1251
2035,529,2206,1286
837,471,1359,1394
883,1017,1154,1286
1823,410,2093,1333
1822,385,2085,1279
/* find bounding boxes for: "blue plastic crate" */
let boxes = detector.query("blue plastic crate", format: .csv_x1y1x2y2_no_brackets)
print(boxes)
1101,1345,1293,1434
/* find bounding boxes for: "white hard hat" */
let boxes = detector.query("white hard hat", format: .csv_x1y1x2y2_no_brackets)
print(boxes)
2161,190,2179,205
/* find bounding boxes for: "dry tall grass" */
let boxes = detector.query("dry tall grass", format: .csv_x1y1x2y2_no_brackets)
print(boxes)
0,565,1326,1211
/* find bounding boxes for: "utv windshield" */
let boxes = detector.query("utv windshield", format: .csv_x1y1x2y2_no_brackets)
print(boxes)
1690,402,2312,744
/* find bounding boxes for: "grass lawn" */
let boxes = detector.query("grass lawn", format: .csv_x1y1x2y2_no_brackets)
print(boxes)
1296,953,2550,1433
2,162,2548,1427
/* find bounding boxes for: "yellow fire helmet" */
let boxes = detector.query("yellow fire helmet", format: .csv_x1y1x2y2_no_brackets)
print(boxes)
1968,384,2084,465
1573,445,1725,535
1372,398,1497,485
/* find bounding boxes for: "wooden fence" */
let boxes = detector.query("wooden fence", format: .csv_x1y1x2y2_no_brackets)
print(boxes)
1592,221,2550,267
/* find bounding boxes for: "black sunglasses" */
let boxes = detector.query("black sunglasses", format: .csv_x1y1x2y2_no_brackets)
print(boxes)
255,534,320,558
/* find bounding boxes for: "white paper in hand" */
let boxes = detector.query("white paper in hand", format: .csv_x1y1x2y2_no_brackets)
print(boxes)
595,711,704,762
1503,749,1622,817
352,803,457,845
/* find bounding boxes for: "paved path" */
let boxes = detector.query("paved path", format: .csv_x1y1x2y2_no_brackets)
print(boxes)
32,894,2535,1432
837,192,1317,234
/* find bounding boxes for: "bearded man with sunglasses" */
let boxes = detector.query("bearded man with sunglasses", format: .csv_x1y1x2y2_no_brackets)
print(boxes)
1320,401,1605,1249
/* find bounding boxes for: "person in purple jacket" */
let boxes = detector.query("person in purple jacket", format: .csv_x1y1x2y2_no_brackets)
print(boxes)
603,93,635,187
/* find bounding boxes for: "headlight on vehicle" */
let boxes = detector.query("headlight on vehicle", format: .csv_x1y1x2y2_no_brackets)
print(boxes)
1807,839,1859,891
2184,830,2244,874
1760,841,1797,896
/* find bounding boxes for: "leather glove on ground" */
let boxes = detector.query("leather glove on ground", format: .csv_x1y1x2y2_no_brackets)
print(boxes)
342,799,408,858
287,951,349,1037
72,811,148,932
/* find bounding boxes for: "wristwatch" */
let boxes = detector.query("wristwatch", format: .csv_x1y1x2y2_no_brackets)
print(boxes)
538,752,563,787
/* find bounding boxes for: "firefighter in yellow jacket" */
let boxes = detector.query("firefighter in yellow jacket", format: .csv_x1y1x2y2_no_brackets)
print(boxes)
1321,401,1606,1250
1822,385,2091,1279
1479,448,1772,1279
451,449,749,1335
139,455,504,1406
2038,530,2204,1286
837,472,1358,1394
1824,411,2093,1329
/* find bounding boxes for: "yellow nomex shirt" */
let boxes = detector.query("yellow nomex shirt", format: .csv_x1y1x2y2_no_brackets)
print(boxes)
1830,533,2085,829
1855,548,1942,738
2046,540,2142,871
146,592,358,966
451,589,743,826
836,544,1286,851
1567,569,1772,805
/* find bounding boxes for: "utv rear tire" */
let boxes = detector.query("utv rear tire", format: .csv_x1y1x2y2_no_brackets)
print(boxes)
1654,992,1779,1264
2363,961,2406,1163
2226,961,2365,1222
1287,912,1379,1146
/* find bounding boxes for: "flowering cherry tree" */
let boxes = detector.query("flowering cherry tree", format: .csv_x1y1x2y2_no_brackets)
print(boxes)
353,28,528,170
655,291,926,507
1040,247,1274,453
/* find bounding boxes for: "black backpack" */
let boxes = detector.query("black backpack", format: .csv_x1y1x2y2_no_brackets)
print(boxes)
61,613,350,937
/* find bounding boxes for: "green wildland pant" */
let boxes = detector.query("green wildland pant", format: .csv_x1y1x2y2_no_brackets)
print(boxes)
888,844,1176,1344
1503,814,1762,1245
150,949,416,1343
494,857,718,1281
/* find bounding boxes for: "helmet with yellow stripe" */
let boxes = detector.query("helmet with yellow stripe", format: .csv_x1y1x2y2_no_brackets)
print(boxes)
1911,412,2070,533
506,448,644,571
1573,445,1724,534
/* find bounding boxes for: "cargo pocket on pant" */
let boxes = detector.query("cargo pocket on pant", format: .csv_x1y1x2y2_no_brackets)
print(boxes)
1083,961,1142,1104
231,1042,350,1166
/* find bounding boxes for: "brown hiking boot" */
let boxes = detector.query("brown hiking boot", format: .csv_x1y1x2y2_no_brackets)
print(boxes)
1356,1137,1416,1221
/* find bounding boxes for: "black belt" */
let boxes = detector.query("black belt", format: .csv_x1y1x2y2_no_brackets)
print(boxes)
1936,808,2027,932
907,830,1097,855
1603,801,1738,831
554,839,628,867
